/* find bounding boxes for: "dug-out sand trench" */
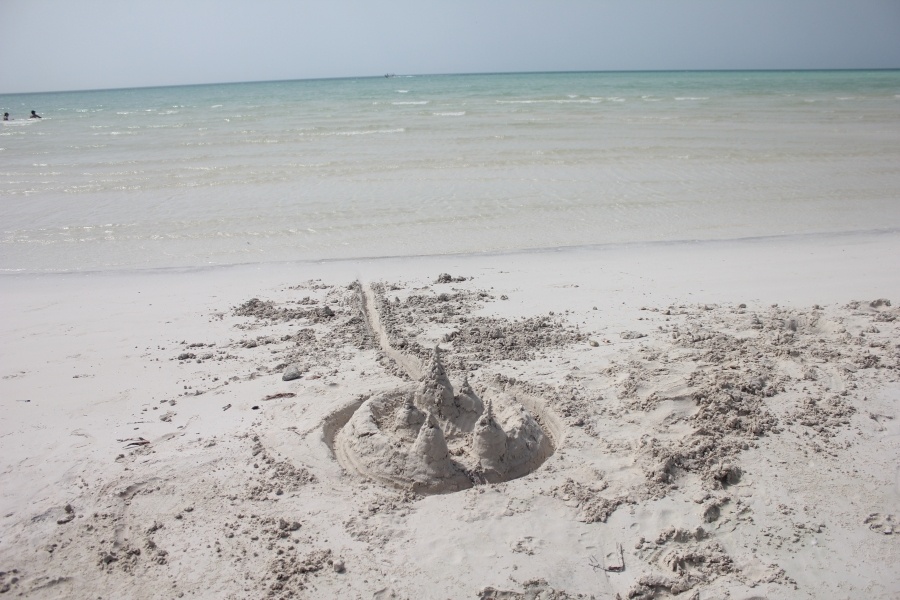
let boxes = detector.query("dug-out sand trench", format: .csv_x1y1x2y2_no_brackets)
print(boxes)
324,283,564,495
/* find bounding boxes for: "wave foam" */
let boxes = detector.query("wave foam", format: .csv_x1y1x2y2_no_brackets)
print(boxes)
308,128,406,137
496,98,603,105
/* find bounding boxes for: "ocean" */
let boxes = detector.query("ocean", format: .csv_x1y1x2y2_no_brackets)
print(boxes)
2,70,899,273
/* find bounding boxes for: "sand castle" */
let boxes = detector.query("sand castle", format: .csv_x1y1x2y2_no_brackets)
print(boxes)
333,347,553,494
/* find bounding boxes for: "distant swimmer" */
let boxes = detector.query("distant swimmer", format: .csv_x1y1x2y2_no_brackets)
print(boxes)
29,110,41,119
3,113,8,121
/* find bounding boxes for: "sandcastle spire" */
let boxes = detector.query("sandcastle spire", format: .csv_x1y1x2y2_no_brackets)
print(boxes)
407,412,457,481
393,394,425,439
415,413,447,456
415,345,455,415
471,400,507,479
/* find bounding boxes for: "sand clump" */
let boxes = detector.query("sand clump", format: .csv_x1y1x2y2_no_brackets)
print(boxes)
248,433,317,500
629,526,734,598
478,579,590,599
234,296,336,324
865,513,898,535
549,479,624,524
366,281,585,366
267,548,337,597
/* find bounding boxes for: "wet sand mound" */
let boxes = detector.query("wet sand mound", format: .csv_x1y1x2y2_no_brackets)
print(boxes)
333,348,554,494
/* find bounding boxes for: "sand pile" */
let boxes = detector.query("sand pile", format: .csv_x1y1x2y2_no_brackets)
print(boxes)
333,347,553,494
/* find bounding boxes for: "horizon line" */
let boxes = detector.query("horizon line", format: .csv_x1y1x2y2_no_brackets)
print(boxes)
2,67,899,96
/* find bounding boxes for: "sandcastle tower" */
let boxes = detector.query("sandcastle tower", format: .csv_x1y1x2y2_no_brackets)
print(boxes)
414,346,483,435
406,412,457,482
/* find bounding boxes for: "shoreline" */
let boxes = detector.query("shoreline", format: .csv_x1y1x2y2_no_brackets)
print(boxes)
1,231,898,598
2,226,899,279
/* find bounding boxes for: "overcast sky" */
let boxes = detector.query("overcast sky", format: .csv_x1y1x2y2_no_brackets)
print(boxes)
2,0,899,94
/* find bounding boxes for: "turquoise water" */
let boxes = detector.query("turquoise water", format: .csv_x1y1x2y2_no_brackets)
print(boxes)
2,71,899,272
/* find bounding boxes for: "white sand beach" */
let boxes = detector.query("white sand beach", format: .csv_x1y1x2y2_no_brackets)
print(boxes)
1,231,899,599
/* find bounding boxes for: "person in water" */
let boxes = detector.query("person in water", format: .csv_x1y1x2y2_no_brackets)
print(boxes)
3,113,8,121
29,110,41,119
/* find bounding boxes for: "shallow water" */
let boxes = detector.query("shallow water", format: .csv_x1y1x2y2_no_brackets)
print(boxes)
2,70,899,273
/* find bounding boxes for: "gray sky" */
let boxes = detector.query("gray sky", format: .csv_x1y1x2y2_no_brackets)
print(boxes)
2,0,899,94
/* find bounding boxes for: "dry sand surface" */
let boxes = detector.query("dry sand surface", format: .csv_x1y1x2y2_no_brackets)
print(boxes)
1,232,899,599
